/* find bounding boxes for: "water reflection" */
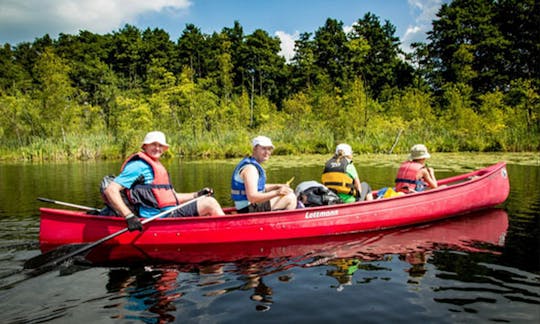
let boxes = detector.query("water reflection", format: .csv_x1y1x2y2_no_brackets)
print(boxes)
326,258,362,291
427,250,540,320
200,260,280,312
104,261,278,320
105,266,182,322
81,208,512,321
237,263,274,311
1,161,539,323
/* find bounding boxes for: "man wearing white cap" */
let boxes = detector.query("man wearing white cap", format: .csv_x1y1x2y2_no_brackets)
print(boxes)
322,143,373,202
395,144,438,193
104,131,224,231
230,136,297,213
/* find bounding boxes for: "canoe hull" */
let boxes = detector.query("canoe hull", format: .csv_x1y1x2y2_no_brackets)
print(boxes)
82,208,508,265
39,162,510,247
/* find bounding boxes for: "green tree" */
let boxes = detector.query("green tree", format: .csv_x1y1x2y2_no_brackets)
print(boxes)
290,32,318,91
221,21,246,95
172,68,221,145
141,27,176,80
349,13,413,97
199,31,235,101
176,24,209,80
313,18,348,88
239,29,287,107
496,0,539,86
113,95,153,155
439,82,484,151
341,77,370,131
477,91,507,150
109,24,144,89
505,79,540,150
146,61,177,132
0,93,40,146
0,44,31,92
427,0,512,96
33,48,81,141
55,30,120,129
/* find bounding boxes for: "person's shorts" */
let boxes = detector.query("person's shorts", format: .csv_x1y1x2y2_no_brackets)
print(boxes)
169,200,199,217
237,201,271,214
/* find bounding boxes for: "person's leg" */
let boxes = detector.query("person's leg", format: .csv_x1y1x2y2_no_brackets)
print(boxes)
197,197,225,216
270,192,297,210
359,182,374,201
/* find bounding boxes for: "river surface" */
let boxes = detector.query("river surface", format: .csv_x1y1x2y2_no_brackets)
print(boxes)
0,156,539,323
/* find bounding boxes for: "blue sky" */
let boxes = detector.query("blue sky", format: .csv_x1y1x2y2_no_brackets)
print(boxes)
0,0,447,60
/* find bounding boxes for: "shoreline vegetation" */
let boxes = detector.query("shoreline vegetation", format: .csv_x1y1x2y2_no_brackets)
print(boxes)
1,152,537,170
215,153,540,175
1,3,538,162
0,131,539,163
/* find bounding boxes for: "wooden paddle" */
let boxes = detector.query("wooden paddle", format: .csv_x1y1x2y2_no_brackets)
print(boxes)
24,196,206,270
37,197,101,212
286,176,295,187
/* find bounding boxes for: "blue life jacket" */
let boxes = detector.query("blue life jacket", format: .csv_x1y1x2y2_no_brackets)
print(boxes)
231,156,266,204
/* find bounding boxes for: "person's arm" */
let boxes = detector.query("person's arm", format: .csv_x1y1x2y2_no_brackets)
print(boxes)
242,165,287,203
422,167,438,189
104,181,143,231
176,192,198,203
265,183,294,197
175,187,213,203
353,178,362,196
104,182,132,218
347,163,362,196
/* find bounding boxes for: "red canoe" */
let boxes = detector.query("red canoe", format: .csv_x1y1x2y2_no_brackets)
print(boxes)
39,162,509,249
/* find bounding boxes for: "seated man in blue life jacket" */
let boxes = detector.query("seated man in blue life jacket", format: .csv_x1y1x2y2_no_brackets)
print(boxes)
395,144,438,194
230,136,297,213
104,131,224,231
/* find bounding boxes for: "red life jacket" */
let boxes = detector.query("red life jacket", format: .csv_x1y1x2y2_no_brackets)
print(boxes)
121,152,178,209
395,161,425,193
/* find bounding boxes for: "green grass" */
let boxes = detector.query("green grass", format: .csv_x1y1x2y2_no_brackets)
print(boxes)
213,152,539,172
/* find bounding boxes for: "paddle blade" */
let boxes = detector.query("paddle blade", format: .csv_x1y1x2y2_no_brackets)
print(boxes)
23,244,89,269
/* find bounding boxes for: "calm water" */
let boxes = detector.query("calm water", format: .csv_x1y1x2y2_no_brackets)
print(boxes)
0,158,539,323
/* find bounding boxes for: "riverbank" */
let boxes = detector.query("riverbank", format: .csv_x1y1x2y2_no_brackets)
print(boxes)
1,152,538,169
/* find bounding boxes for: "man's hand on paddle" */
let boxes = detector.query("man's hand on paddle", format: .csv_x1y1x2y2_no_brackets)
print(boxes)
196,187,214,197
125,213,143,232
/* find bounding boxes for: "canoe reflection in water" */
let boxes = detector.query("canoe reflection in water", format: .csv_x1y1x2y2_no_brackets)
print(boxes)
311,208,506,290
103,262,277,317
84,208,507,267
87,208,508,317
105,267,181,322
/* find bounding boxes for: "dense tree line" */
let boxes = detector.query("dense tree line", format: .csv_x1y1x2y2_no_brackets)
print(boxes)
0,0,538,161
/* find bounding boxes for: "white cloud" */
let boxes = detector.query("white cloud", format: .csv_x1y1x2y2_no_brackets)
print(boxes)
0,0,191,44
272,1,447,61
408,0,444,24
402,0,447,53
276,24,355,63
275,30,299,63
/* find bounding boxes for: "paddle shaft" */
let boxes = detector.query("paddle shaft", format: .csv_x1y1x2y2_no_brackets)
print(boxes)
286,176,295,187
30,196,205,269
37,197,101,212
